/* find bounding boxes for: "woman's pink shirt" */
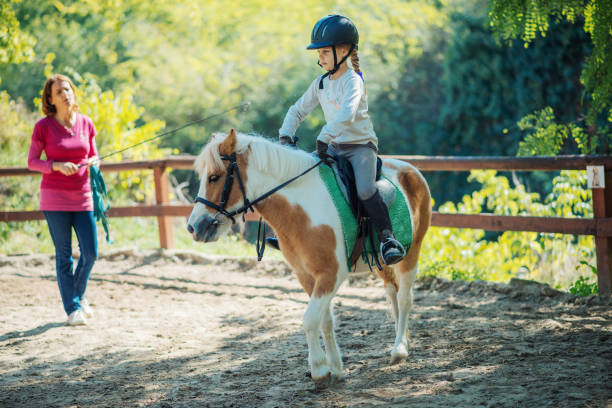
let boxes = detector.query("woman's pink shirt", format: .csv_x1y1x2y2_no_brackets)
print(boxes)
27,114,99,211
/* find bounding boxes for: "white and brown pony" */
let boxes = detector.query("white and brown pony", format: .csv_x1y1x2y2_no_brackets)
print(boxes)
187,129,431,387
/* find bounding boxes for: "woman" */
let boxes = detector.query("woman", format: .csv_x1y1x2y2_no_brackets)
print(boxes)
27,74,99,325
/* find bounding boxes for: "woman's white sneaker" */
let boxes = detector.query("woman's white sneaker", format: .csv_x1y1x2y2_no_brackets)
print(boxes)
67,309,88,326
81,298,94,318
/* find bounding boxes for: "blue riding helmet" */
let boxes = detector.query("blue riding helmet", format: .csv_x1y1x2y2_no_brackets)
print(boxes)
307,15,359,50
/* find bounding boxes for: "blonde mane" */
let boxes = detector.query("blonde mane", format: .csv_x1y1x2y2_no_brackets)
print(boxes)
195,132,316,177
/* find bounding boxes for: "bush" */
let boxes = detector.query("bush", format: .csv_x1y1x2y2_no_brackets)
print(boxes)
421,169,595,290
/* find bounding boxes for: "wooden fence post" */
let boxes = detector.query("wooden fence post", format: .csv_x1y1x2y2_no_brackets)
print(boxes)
592,167,612,296
154,163,174,249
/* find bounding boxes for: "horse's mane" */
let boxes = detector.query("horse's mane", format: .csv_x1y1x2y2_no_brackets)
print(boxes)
195,132,316,177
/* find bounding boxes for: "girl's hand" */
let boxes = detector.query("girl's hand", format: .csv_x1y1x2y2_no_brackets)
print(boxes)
316,140,333,166
52,161,79,176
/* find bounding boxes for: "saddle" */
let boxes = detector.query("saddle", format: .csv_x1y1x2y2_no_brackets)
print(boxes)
329,154,396,269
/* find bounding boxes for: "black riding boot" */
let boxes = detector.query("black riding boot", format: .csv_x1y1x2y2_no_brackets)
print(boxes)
265,237,280,250
361,191,406,265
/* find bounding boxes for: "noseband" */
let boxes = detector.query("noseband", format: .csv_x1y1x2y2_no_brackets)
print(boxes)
194,151,324,224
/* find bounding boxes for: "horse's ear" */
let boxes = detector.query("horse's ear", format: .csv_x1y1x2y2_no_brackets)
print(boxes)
219,129,237,156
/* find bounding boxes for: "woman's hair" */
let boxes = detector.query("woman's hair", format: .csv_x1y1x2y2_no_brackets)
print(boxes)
42,74,79,116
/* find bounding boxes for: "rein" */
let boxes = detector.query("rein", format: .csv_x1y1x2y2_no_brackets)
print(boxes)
79,102,251,167
79,102,250,245
194,152,324,260
194,152,324,224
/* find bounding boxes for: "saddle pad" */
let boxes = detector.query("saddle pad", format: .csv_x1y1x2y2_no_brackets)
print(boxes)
319,165,413,269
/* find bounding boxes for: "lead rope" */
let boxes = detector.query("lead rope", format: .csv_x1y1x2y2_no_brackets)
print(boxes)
85,102,251,244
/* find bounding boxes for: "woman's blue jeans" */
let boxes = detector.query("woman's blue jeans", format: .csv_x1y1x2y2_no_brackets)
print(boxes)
43,211,98,315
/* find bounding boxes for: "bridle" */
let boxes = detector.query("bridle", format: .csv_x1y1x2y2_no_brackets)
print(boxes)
194,152,251,224
194,151,324,225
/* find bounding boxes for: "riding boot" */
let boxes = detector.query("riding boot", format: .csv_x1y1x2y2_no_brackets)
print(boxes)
265,237,280,250
361,191,406,265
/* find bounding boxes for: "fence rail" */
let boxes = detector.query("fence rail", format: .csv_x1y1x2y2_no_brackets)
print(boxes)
2,154,611,296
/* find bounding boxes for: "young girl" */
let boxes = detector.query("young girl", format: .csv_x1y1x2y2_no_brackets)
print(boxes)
278,14,405,265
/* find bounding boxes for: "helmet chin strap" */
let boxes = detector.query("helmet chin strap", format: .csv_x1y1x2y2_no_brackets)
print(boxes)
318,44,355,89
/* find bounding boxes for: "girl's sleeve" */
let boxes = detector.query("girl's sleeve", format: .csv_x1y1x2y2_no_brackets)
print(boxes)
278,78,320,138
317,76,363,144
27,122,54,174
88,118,99,158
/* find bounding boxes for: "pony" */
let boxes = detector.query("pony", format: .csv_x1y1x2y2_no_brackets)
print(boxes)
187,129,431,388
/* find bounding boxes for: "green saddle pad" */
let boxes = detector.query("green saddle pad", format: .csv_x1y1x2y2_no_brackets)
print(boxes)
318,165,413,269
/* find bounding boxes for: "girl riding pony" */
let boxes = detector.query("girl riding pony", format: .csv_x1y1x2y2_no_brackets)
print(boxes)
278,14,405,265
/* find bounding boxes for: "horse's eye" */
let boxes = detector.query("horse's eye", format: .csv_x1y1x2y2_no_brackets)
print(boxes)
208,174,220,183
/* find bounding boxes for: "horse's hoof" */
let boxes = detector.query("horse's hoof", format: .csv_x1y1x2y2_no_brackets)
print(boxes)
390,353,407,365
313,372,331,391
390,345,408,365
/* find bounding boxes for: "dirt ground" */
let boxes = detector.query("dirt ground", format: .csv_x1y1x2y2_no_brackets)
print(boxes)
0,249,611,408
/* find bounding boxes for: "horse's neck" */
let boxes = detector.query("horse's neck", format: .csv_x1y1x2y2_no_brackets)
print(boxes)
248,149,321,231
247,145,317,197
249,165,318,206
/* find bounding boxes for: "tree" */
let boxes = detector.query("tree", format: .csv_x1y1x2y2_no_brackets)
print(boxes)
0,0,35,65
488,0,612,151
439,14,590,156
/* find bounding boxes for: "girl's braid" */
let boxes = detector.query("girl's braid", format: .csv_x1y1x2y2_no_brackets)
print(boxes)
350,50,361,75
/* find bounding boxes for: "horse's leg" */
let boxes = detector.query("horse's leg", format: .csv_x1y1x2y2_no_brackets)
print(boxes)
303,292,335,387
385,283,399,331
377,265,399,331
390,258,418,365
320,301,343,380
294,267,342,386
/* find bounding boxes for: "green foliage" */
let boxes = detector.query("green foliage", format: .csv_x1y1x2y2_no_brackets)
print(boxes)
488,0,612,131
0,0,35,65
0,91,38,167
437,14,589,157
0,91,40,214
421,169,595,289
517,107,598,156
2,0,440,155
1,1,597,175
569,261,598,296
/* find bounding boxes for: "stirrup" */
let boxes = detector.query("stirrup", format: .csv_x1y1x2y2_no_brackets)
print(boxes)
265,237,280,251
380,237,406,265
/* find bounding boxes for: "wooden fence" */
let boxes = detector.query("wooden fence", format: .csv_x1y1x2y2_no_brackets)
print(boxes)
1,155,611,296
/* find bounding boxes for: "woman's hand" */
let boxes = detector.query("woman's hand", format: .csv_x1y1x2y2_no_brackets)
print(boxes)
52,161,79,176
87,156,99,167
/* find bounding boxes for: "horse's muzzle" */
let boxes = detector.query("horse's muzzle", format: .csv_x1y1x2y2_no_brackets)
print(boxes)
187,214,220,242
